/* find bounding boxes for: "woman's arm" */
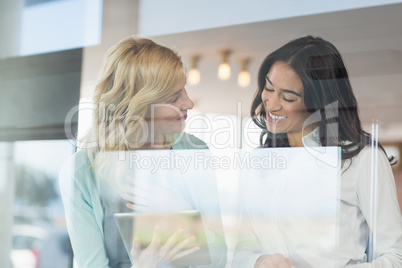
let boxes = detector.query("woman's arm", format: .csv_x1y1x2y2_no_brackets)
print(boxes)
232,164,293,268
182,150,228,267
232,212,265,268
231,171,265,268
59,153,111,268
353,148,402,267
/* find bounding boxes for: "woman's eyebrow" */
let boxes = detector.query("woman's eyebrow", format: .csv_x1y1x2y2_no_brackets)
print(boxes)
265,76,302,97
170,88,183,98
282,89,302,97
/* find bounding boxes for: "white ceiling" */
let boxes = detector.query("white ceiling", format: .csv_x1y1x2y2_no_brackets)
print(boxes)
83,2,402,141
148,3,402,125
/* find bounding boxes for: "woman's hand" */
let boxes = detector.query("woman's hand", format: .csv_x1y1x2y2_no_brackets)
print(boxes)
130,225,200,268
120,176,192,212
254,253,294,268
119,176,150,211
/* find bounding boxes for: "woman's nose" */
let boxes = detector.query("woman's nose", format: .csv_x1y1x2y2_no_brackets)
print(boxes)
181,91,194,110
264,93,281,111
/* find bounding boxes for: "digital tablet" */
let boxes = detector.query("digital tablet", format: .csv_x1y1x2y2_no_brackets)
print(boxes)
114,210,212,266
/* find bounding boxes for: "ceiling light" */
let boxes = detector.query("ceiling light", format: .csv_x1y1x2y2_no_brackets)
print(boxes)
218,50,231,80
188,55,200,85
238,59,250,87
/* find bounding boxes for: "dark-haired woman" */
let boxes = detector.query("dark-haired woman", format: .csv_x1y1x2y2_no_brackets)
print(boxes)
233,36,402,267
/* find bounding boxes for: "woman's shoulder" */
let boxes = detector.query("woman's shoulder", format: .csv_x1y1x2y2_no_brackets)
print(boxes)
70,148,93,170
172,132,208,150
343,145,392,175
59,148,96,185
353,145,389,162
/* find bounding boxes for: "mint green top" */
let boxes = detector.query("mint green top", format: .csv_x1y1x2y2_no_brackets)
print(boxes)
59,133,226,268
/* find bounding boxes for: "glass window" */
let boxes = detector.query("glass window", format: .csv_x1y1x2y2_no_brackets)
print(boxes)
10,140,75,268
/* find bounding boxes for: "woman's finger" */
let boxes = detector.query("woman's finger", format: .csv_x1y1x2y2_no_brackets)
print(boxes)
169,245,200,262
149,225,161,248
120,192,135,203
258,254,293,268
130,236,141,260
120,191,149,209
278,262,292,268
286,258,294,267
125,203,135,210
164,235,196,260
158,228,183,258
173,235,196,251
163,228,184,248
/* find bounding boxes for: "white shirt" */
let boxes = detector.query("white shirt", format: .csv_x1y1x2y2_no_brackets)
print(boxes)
232,129,402,267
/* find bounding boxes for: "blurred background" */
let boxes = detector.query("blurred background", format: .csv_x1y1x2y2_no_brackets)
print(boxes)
1,0,402,267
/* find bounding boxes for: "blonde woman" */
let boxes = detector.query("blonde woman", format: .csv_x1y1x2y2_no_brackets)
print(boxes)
59,37,226,268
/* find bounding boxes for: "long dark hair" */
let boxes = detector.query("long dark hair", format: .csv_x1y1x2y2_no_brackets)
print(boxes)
251,35,394,164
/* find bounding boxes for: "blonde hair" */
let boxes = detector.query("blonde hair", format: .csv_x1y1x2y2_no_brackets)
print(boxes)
82,36,184,166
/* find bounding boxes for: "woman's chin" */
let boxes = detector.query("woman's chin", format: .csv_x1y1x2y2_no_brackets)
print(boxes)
267,128,284,135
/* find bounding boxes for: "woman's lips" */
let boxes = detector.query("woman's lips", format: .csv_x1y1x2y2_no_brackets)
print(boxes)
267,111,287,124
176,114,187,121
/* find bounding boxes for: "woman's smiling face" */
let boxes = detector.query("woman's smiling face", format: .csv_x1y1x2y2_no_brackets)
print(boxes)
148,75,194,136
261,61,311,139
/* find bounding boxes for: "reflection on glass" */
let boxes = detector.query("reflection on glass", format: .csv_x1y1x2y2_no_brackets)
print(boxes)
11,140,74,268
20,0,102,56
60,149,228,268
234,147,341,267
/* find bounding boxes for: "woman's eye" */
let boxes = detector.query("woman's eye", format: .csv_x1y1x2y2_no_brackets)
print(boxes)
264,87,296,102
283,96,296,103
170,96,179,103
